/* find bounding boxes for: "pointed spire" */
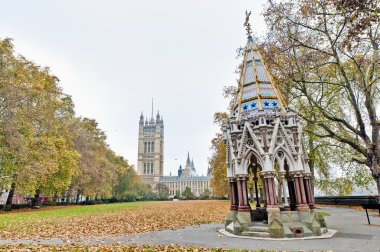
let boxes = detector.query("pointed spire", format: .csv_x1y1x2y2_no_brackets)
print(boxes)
186,152,190,165
232,11,287,120
151,98,154,120
139,112,144,124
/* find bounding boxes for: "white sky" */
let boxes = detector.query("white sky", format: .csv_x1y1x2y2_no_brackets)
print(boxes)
0,0,268,176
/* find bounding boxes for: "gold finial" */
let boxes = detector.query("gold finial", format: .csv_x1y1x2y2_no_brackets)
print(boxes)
244,10,252,36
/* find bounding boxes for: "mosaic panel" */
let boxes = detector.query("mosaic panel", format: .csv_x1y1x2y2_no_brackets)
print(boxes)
242,85,257,100
260,83,272,89
262,99,281,109
253,50,260,59
246,51,253,61
241,99,259,112
260,87,275,97
245,61,254,84
256,65,270,82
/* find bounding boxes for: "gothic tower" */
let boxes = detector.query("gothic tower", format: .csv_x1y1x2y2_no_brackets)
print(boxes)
137,108,164,186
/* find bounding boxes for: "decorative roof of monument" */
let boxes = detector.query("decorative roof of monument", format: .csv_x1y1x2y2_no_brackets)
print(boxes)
232,11,287,120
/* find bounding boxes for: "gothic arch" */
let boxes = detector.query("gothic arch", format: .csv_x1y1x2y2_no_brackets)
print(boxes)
242,148,264,170
273,146,296,171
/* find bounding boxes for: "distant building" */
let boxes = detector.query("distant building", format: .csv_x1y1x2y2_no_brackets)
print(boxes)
159,153,212,197
136,108,211,197
136,108,164,186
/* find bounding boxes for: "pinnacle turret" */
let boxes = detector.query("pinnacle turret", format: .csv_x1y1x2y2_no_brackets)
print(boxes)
139,112,144,124
186,152,191,165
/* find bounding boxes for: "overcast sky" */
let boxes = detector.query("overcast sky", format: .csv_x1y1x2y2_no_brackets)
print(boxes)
0,0,268,176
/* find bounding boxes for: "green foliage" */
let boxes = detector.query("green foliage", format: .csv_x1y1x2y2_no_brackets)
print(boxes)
200,188,211,199
262,0,380,194
209,112,229,196
175,190,181,199
182,187,194,200
0,38,143,208
155,183,169,200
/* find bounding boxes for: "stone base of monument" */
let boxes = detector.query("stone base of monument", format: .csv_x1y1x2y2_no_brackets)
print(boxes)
224,209,330,239
225,210,237,227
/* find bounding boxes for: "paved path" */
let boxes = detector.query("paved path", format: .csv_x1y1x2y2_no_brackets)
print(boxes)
0,207,379,251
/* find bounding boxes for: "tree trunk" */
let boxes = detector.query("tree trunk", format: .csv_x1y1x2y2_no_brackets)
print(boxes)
308,130,316,193
5,181,16,211
31,192,40,208
53,194,59,205
370,162,380,196
75,189,81,204
66,191,71,205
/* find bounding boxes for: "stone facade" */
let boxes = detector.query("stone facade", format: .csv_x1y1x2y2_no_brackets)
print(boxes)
137,111,164,187
159,153,212,197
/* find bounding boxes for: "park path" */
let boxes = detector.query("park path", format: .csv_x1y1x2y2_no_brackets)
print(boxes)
0,207,379,251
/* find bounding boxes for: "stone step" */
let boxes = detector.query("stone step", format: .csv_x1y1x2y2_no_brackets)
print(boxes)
250,221,268,226
248,225,269,232
242,231,270,238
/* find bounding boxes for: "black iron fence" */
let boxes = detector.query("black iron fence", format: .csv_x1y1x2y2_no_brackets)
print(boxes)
315,196,379,206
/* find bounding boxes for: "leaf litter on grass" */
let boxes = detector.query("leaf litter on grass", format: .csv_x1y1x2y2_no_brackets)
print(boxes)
0,200,229,240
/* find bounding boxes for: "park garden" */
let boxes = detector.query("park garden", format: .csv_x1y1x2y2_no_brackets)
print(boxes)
0,0,380,251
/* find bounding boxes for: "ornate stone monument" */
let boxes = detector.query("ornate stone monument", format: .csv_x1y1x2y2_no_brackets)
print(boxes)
223,12,327,238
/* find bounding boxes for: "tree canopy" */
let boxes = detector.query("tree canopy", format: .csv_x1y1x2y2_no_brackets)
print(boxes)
0,38,142,208
262,0,380,194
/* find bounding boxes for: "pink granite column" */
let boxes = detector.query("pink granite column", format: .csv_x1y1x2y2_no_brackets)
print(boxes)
263,172,279,209
238,176,251,212
292,172,309,211
261,175,267,207
303,175,315,209
229,177,238,211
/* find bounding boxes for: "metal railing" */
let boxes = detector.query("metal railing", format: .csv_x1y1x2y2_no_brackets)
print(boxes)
315,196,379,206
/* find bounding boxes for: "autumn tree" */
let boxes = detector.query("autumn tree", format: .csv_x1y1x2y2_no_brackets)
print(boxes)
69,118,119,201
155,183,169,200
182,187,194,200
201,188,211,199
0,38,140,208
209,112,229,196
262,0,380,194
0,39,79,208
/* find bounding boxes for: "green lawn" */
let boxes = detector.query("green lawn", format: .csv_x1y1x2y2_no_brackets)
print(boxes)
0,200,228,240
317,211,330,217
0,201,153,229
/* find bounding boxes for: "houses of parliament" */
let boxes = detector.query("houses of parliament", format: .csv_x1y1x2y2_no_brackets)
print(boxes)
136,108,212,197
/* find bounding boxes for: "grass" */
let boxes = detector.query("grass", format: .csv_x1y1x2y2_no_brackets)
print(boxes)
0,244,258,251
317,211,330,217
0,200,229,239
0,201,153,229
